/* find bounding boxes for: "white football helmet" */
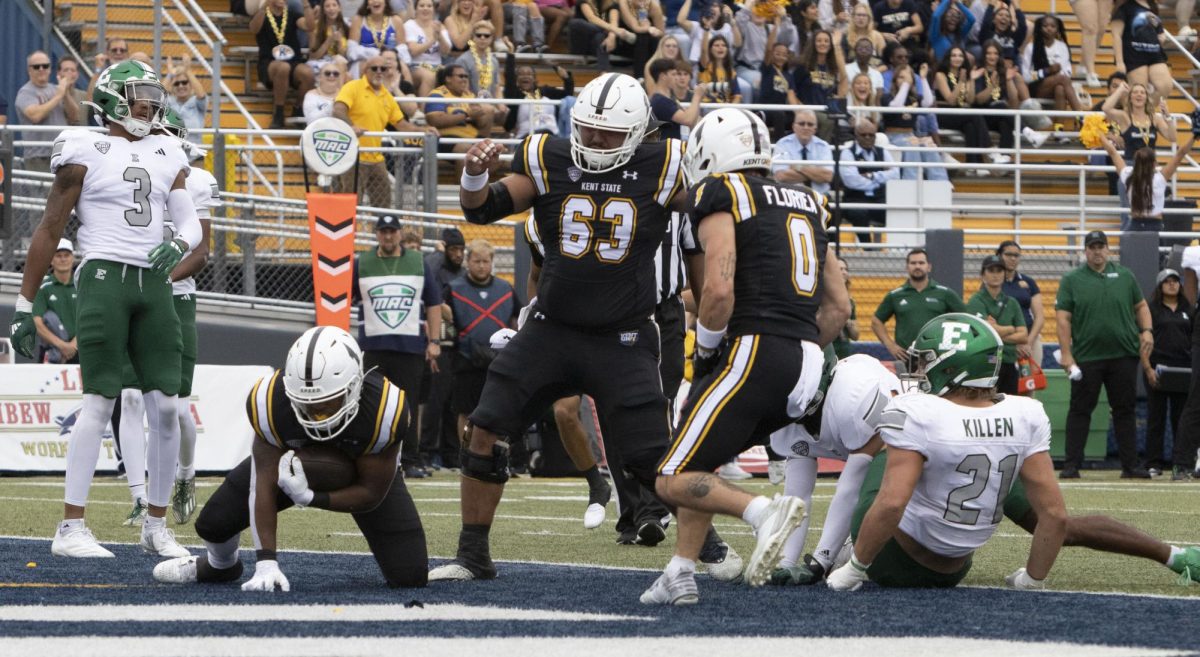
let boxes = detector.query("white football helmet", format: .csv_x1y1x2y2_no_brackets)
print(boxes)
569,72,650,173
283,326,365,441
682,108,773,185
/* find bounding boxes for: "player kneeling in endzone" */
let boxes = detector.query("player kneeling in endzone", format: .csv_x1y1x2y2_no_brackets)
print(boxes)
154,327,428,590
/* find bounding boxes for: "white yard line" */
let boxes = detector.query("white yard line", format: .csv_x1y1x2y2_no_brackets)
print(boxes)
0,603,651,623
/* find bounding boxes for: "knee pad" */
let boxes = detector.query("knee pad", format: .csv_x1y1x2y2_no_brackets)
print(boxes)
460,441,510,485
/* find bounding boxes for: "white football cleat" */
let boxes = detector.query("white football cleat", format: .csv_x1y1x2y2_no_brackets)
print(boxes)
699,541,744,582
154,556,199,583
428,563,479,581
583,502,607,529
743,496,807,587
717,462,752,480
51,524,115,558
639,570,699,605
141,524,191,558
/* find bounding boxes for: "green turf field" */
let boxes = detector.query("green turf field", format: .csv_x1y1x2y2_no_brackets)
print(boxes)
3,471,1199,596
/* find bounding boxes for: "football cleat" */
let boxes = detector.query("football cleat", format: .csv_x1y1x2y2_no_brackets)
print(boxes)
123,498,149,526
699,539,744,582
635,521,667,547
743,495,807,587
769,554,827,586
584,478,611,529
717,462,753,480
51,524,115,558
1170,546,1200,585
154,556,199,583
171,477,196,524
141,524,191,558
639,569,699,605
428,559,495,581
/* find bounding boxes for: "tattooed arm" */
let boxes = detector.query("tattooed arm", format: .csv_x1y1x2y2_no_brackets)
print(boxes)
696,211,737,335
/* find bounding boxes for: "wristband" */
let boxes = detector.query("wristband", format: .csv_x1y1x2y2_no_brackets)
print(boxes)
309,491,330,509
15,294,33,313
695,322,727,351
461,168,489,192
850,553,870,572
255,549,278,562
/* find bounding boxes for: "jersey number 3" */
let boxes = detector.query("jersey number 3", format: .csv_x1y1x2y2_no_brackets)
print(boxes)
559,195,636,263
124,167,153,227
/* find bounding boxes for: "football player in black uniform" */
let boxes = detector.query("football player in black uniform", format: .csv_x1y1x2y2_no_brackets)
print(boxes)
640,109,851,605
431,72,687,581
153,326,428,590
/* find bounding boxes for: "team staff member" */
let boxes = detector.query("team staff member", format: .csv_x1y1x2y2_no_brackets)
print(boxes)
352,214,444,480
152,327,428,590
32,239,79,364
967,255,1027,395
871,248,966,364
1056,230,1152,480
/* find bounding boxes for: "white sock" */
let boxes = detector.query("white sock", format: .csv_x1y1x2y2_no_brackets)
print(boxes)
119,389,147,502
144,390,181,508
63,394,117,507
665,555,696,575
143,514,165,530
176,396,197,480
60,518,85,532
1167,545,1185,568
742,495,771,530
206,535,241,569
779,458,817,567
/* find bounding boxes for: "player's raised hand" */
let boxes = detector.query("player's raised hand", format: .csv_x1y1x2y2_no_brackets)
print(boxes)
9,295,36,359
278,450,315,507
464,139,505,176
241,560,290,592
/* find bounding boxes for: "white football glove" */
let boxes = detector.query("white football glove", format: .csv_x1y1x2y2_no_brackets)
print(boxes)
277,450,314,507
517,297,537,330
1005,567,1046,590
490,328,517,351
826,551,870,591
241,559,290,592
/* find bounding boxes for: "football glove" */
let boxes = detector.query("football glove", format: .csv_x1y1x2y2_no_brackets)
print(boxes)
147,238,188,277
826,551,870,591
769,555,827,586
277,451,315,507
9,295,35,359
241,559,290,592
692,345,723,381
1192,110,1200,138
1005,567,1046,590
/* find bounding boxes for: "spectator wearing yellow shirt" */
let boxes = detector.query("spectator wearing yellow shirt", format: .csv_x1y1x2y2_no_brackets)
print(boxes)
425,63,497,175
333,54,431,208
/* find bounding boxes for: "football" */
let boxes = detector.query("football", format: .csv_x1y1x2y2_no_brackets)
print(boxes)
295,443,358,492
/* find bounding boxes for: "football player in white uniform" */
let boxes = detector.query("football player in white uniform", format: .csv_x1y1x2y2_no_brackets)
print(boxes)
9,61,203,558
767,348,901,584
827,313,1068,590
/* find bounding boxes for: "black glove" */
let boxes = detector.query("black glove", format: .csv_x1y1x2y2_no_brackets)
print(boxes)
1192,110,1200,138
692,345,723,382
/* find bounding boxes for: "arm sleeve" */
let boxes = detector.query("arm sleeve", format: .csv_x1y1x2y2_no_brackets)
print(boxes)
424,92,448,114
691,174,737,221
678,211,702,255
510,135,535,179
351,258,361,304
524,213,546,265
977,7,995,41
167,188,203,249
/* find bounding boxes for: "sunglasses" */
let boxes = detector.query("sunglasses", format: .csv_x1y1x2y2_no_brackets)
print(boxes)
30,63,51,70
109,47,128,54
322,70,342,77
368,65,389,72
474,32,493,38
173,80,190,87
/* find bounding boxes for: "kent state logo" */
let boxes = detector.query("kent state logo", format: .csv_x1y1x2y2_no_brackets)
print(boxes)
312,129,352,168
369,282,417,329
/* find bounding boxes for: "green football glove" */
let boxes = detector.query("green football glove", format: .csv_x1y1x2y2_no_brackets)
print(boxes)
769,555,826,586
9,295,36,359
147,238,188,277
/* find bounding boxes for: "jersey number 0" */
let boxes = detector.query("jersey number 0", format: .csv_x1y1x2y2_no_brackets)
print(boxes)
787,214,819,296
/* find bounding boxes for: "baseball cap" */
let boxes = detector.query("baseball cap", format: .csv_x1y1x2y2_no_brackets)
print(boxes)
56,238,74,253
980,254,1004,272
375,215,401,230
1084,230,1108,247
442,227,466,247
1156,268,1181,286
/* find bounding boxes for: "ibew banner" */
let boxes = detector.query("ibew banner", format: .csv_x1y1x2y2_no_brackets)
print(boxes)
0,364,273,472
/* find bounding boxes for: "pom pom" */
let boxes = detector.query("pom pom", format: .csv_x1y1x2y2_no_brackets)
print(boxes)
1079,113,1111,149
